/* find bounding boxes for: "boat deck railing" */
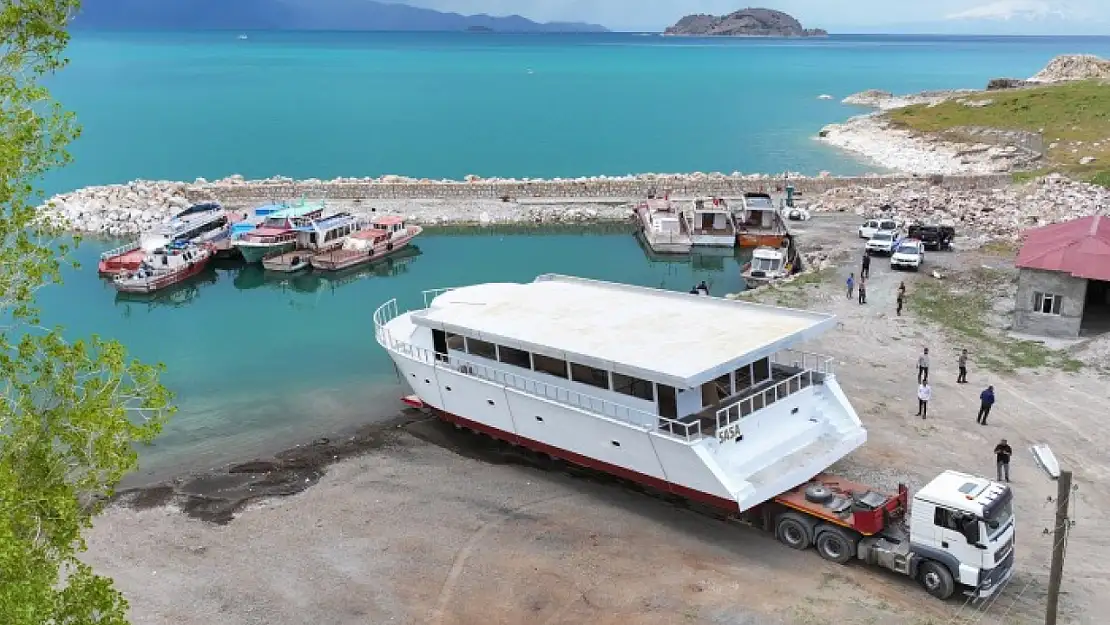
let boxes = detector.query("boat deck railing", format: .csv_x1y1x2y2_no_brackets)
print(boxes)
373,298,702,443
422,287,456,308
714,349,835,435
100,241,141,261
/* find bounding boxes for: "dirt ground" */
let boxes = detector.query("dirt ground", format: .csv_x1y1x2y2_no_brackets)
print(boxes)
84,214,1109,625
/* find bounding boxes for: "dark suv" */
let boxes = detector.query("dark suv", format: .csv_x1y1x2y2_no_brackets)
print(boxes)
907,224,955,251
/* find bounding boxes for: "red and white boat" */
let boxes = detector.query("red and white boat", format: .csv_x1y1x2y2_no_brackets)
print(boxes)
98,202,228,276
111,242,213,294
310,215,422,272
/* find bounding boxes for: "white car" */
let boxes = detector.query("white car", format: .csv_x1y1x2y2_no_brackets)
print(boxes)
866,229,901,256
859,218,899,239
891,239,925,270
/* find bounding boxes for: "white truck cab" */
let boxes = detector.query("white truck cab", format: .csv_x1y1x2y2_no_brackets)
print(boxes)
859,218,898,239
902,471,1016,599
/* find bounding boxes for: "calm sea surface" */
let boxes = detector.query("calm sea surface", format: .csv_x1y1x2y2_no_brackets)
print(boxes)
35,32,1110,478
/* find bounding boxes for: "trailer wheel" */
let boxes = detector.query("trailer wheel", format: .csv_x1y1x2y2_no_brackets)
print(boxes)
775,513,811,550
804,483,832,504
815,527,856,565
918,560,956,600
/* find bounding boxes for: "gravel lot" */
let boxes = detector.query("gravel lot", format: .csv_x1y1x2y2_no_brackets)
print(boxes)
84,215,1109,625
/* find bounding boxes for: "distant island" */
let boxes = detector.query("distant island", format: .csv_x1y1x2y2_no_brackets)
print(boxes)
71,0,609,33
664,8,827,37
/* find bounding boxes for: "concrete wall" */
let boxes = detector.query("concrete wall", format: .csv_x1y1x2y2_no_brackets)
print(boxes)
1013,268,1088,338
184,173,1013,203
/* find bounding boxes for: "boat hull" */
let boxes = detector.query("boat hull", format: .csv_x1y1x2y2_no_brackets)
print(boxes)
690,234,736,248
262,250,314,273
235,240,295,264
737,232,788,248
112,255,211,293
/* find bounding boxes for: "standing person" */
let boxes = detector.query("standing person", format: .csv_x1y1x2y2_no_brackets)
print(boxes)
696,281,709,296
898,281,906,297
977,385,996,425
916,381,932,419
896,288,904,316
846,273,855,299
994,439,1012,482
861,252,871,280
858,277,867,304
957,349,969,383
917,347,930,383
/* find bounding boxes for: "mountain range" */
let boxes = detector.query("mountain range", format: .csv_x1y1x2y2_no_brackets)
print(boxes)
71,0,609,32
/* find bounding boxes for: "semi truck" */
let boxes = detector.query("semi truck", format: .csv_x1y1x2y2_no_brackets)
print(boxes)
744,471,1016,600
401,395,1016,602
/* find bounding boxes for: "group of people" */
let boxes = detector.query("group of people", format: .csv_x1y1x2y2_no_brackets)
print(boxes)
912,346,1010,482
846,253,907,315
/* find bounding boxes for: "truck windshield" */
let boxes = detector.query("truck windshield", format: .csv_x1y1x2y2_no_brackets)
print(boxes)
985,497,1014,538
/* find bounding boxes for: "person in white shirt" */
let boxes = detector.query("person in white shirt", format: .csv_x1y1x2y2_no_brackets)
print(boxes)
916,382,932,419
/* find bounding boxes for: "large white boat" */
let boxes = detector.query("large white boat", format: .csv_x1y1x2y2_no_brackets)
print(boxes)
686,197,737,248
98,202,229,276
374,275,867,513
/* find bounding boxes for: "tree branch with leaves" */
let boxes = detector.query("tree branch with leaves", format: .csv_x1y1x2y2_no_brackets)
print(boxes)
1,2,174,623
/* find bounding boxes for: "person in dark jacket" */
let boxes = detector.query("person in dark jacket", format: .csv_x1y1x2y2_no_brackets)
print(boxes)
994,439,1012,482
977,385,996,425
696,281,709,296
861,252,871,279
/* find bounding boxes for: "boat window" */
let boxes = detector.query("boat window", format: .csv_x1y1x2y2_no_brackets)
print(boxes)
465,338,497,360
497,345,531,369
753,357,771,383
532,353,568,379
570,363,610,390
612,373,654,401
735,364,753,391
445,332,465,351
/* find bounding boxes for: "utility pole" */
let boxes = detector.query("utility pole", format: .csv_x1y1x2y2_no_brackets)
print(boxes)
1045,469,1073,625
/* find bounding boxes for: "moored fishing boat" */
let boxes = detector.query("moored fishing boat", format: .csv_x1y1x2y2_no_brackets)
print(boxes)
633,197,692,254
686,197,737,248
111,242,213,294
734,192,790,248
742,245,794,286
98,202,228,276
232,200,326,263
310,215,422,272
262,212,370,273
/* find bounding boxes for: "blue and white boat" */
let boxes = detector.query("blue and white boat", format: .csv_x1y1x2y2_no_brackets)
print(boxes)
231,200,327,263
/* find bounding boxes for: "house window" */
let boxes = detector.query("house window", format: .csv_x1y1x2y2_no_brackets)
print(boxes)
1033,292,1063,315
532,353,568,379
612,373,654,401
497,345,531,369
570,362,610,390
465,337,497,360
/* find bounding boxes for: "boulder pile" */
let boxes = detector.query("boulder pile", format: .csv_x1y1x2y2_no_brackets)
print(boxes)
1028,54,1110,82
40,180,196,236
808,174,1110,243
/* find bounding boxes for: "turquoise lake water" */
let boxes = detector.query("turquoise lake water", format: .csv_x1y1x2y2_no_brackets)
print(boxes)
33,32,1110,478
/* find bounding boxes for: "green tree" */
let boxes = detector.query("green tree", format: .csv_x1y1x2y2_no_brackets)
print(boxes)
1,2,174,623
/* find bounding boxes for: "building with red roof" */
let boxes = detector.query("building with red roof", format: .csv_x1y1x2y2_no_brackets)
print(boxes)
1013,215,1110,337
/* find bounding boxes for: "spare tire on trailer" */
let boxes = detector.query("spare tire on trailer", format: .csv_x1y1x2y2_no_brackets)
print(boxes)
804,483,833,504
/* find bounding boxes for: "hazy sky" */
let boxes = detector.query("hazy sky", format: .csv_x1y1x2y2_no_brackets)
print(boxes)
395,1,1110,34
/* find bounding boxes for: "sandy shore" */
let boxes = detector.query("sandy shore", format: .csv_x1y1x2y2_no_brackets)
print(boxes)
82,214,1110,625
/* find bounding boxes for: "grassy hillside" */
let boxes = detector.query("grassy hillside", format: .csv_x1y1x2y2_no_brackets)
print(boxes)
886,80,1110,186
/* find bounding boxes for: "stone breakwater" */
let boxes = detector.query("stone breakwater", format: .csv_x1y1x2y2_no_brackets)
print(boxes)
809,174,1110,244
42,173,1012,236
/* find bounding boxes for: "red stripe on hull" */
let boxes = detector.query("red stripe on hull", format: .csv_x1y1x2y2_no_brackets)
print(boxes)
431,408,738,512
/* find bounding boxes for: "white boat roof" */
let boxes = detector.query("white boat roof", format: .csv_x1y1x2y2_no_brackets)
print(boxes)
411,274,836,388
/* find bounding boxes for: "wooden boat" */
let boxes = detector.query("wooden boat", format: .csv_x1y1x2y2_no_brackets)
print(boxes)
734,192,790,248
262,212,370,273
98,202,228,276
310,216,422,272
111,242,213,294
685,197,737,248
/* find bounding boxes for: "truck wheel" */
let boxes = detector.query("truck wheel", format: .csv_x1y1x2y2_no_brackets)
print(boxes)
804,483,832,504
815,527,856,565
776,513,811,550
918,560,956,600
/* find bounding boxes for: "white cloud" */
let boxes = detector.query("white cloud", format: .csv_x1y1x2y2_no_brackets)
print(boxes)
945,0,1071,21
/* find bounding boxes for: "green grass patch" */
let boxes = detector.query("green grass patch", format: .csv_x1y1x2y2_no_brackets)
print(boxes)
743,267,835,308
887,80,1110,183
909,269,1083,373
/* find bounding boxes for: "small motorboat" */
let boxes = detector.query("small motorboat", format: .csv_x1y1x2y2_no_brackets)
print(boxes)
112,242,213,294
742,245,793,286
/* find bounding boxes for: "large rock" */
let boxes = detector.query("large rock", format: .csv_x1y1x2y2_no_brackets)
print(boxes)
664,8,826,37
1028,54,1110,82
986,78,1033,91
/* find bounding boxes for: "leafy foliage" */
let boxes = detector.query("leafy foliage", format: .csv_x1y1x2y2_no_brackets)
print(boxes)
1,2,174,623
